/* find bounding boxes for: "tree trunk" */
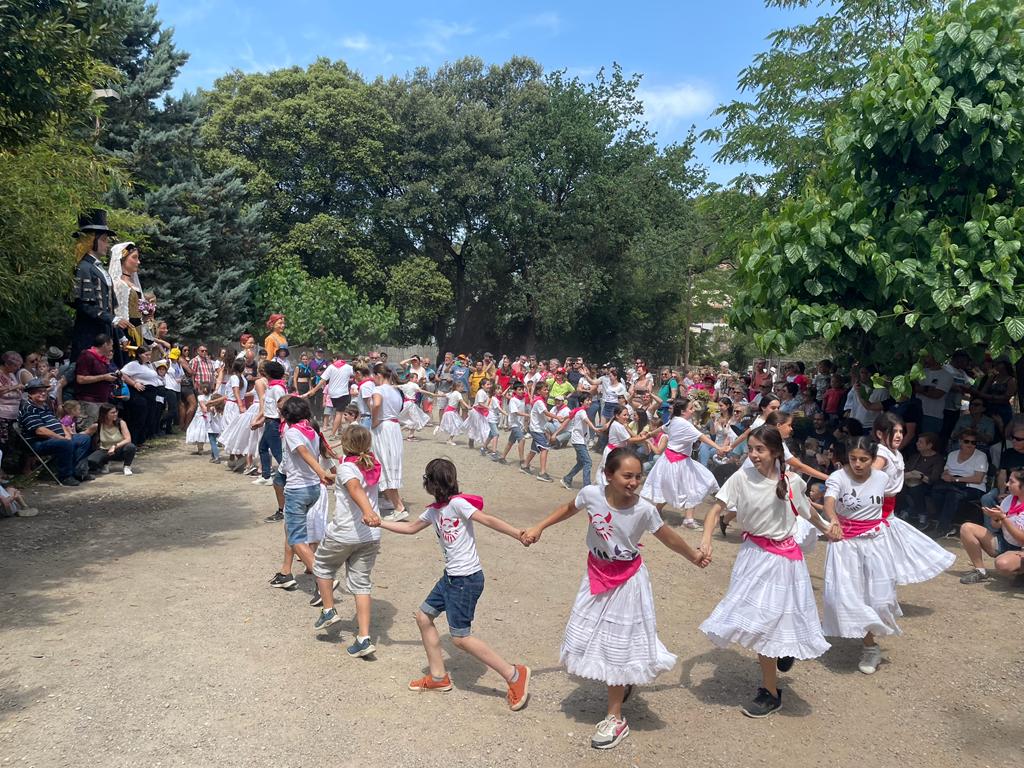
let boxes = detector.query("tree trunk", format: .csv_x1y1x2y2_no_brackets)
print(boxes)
682,267,693,368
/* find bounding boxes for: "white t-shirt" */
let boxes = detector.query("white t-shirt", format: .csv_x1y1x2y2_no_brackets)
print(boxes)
419,496,481,576
608,421,631,447
488,395,501,423
328,462,381,544
943,449,988,491
569,409,590,445
357,379,375,416
444,391,464,411
508,396,526,429
163,362,183,393
374,385,403,421
399,381,421,402
600,378,628,404
227,373,247,400
121,361,163,388
282,425,321,489
716,466,810,540
322,363,354,398
574,485,663,561
999,495,1024,545
474,389,489,408
528,399,549,433
943,365,970,411
664,417,701,453
920,366,953,420
263,382,287,419
844,386,889,429
554,405,570,427
825,468,888,521
876,444,905,495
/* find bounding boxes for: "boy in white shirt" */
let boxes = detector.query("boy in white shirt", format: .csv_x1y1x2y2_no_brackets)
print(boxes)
496,381,528,467
520,384,558,482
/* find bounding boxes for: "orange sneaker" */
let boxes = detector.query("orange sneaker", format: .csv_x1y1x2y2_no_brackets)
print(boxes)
408,674,453,692
506,664,531,711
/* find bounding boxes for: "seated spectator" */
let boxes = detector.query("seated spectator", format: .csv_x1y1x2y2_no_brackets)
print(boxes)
0,351,24,460
900,432,945,525
958,468,1024,583
17,378,93,486
60,400,83,434
928,427,988,538
0,449,37,517
74,334,118,428
950,398,996,451
981,418,1024,510
87,403,137,476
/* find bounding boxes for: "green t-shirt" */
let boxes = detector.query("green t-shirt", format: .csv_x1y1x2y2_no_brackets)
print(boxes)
547,379,575,405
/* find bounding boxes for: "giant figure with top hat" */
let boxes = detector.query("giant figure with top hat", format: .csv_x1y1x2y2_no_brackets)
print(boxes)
70,209,123,362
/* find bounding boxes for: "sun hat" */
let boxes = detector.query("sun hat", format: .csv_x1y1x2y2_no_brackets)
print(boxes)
168,348,181,360
24,378,47,391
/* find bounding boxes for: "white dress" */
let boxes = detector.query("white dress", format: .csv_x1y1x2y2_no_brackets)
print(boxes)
439,391,466,436
597,422,633,488
372,384,404,491
877,444,955,584
222,375,247,428
640,417,719,508
185,396,210,445
398,382,430,431
822,468,902,638
465,390,491,444
560,486,677,685
700,468,830,659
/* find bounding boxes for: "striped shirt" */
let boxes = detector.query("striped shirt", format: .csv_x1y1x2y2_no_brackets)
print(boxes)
18,401,63,443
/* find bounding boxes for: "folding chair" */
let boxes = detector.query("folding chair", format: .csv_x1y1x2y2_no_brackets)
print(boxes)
12,422,63,486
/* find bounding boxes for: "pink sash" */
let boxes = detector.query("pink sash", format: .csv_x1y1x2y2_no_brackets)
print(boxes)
343,454,381,485
444,406,456,413
606,443,619,451
838,515,889,539
881,496,896,519
664,448,688,463
742,532,803,561
427,493,485,511
267,379,287,389
587,553,642,595
473,405,490,417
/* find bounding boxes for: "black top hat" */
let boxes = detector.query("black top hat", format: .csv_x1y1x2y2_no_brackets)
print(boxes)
73,209,116,239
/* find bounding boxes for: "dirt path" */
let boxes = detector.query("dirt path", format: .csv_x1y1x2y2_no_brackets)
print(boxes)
0,435,1021,767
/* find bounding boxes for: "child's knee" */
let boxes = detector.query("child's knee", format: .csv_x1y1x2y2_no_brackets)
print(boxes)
414,609,434,628
994,553,1022,575
451,634,471,650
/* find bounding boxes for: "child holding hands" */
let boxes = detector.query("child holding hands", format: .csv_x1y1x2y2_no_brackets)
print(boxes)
377,458,531,711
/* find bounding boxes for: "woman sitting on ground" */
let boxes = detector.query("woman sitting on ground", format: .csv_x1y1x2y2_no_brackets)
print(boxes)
87,403,137,476
959,468,1024,583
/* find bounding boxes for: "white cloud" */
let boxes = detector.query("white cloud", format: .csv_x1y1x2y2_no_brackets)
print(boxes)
525,12,560,32
637,83,715,128
341,34,372,52
417,19,476,53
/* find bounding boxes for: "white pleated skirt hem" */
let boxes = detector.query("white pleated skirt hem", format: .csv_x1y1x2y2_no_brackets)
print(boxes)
439,411,465,436
822,534,902,639
399,403,430,431
373,420,403,491
884,517,955,585
640,455,719,508
185,412,208,444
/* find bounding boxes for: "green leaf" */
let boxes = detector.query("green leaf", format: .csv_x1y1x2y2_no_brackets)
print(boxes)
804,277,823,296
945,21,969,44
935,87,953,119
1005,316,1024,342
905,312,919,328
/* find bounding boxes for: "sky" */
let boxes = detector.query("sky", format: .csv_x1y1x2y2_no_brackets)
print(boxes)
156,0,821,184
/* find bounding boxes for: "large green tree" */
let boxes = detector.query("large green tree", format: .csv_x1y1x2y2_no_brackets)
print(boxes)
730,0,1024,388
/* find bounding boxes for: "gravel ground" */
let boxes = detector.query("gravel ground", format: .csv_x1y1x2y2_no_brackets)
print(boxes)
0,433,1021,768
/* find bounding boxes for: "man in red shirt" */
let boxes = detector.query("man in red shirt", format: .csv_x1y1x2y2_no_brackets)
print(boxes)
75,334,118,427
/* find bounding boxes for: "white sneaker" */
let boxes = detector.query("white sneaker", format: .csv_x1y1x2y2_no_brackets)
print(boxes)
251,477,272,486
590,715,629,750
123,467,133,476
858,644,882,674
390,508,409,522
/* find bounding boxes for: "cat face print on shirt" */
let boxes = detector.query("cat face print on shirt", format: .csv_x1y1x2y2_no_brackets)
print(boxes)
589,510,614,541
438,514,462,543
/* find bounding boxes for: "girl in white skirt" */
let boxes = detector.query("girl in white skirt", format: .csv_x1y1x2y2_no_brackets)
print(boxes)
872,412,955,584
822,437,902,675
185,385,213,454
220,364,263,474
220,359,248,467
597,405,651,488
524,448,709,750
370,363,407,521
397,372,430,439
699,425,835,718
466,379,492,449
433,383,468,445
640,398,723,528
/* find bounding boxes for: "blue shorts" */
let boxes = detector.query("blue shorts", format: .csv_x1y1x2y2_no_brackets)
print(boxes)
530,430,549,453
420,570,485,637
284,483,320,545
487,422,499,440
508,425,525,444
997,529,1023,554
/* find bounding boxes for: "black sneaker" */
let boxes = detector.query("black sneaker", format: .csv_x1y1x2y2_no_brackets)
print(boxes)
309,587,323,607
776,656,795,673
741,687,782,718
718,516,729,537
269,572,296,590
264,509,284,523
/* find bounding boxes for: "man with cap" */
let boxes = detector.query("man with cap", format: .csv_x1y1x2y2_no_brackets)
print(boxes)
70,209,122,361
18,378,94,485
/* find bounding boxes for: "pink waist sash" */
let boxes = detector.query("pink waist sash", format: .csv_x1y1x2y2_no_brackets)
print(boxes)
665,448,689,463
839,515,889,539
473,405,489,416
587,553,642,595
606,442,619,452
444,406,456,413
881,496,896,519
742,532,803,561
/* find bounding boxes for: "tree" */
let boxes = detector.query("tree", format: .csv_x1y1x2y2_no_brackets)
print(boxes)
704,0,947,196
729,0,1024,390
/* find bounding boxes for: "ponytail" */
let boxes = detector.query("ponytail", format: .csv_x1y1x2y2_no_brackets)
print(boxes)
776,452,788,501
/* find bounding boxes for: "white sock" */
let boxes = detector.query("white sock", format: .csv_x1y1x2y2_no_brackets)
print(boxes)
976,567,987,575
357,635,369,643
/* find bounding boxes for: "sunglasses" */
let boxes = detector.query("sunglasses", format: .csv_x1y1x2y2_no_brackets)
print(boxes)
960,439,977,445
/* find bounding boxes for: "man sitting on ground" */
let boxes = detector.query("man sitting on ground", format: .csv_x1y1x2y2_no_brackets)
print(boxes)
17,378,94,486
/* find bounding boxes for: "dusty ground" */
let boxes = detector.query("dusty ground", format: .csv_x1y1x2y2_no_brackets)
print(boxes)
0,432,1021,768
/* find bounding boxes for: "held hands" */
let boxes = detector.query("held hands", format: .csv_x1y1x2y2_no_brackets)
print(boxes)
363,511,381,527
521,526,542,546
825,521,843,541
691,546,712,568
320,470,336,487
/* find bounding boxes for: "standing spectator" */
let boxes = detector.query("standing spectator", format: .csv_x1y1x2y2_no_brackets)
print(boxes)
942,350,973,448
74,334,118,428
86,403,137,476
161,351,184,435
0,352,25,458
70,210,119,361
468,359,486,399
918,355,953,438
845,364,888,431
976,357,1017,436
451,355,471,392
121,348,163,446
263,314,287,360
18,378,93,485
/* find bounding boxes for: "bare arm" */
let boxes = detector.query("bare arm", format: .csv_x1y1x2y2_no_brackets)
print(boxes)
379,518,431,535
294,444,334,485
653,523,709,566
471,510,526,543
524,501,580,543
344,477,381,527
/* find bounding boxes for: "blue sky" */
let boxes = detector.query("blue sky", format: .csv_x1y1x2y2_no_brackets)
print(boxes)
157,0,820,183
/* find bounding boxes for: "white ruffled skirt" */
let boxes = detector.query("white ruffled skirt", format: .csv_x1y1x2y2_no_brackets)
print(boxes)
219,402,260,455
793,515,818,555
884,516,955,585
465,409,490,444
560,564,677,685
439,410,465,436
700,540,830,659
185,409,208,445
222,400,242,429
822,532,902,638
399,402,430,431
640,454,720,509
372,420,403,491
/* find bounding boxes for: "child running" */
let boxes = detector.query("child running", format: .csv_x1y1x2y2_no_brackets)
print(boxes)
495,381,528,466
699,426,834,718
871,412,955,584
434,383,468,445
524,448,709,750
312,425,383,658
520,384,557,482
377,458,531,710
821,436,901,675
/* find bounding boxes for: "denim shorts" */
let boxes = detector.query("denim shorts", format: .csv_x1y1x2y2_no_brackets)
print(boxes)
487,422,499,440
420,570,485,637
997,529,1023,554
530,430,549,453
508,425,525,444
284,483,321,545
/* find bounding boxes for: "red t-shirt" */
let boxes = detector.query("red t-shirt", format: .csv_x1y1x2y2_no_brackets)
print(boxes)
75,349,114,403
823,387,846,414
